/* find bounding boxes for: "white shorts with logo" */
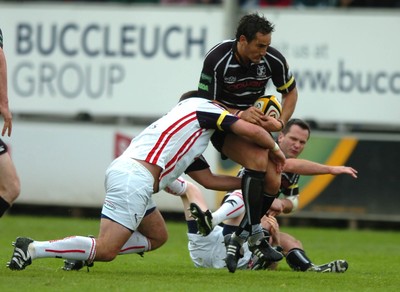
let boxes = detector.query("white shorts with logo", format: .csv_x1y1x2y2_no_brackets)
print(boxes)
187,225,251,269
101,156,156,231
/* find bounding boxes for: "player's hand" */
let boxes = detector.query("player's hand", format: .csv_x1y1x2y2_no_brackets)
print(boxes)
268,148,285,173
260,116,284,132
268,199,284,217
239,106,266,126
330,166,358,178
265,215,280,235
0,107,12,137
261,215,280,246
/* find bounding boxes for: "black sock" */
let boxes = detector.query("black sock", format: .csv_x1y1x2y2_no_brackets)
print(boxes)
0,196,11,217
286,248,313,271
187,220,198,234
222,224,240,236
262,193,277,215
241,169,265,225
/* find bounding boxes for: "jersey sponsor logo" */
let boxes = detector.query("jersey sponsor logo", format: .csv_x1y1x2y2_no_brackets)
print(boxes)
227,79,265,90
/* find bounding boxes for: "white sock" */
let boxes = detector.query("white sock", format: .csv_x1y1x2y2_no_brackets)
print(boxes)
30,236,96,262
119,231,150,255
212,190,244,227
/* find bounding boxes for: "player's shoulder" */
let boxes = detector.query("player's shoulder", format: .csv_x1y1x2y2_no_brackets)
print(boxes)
266,46,286,61
205,39,235,59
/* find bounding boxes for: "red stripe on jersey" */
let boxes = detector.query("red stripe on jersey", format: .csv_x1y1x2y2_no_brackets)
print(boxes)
160,128,205,181
45,249,86,253
145,112,197,164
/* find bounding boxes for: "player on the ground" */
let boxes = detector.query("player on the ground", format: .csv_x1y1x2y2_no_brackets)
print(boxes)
165,179,348,272
190,118,356,271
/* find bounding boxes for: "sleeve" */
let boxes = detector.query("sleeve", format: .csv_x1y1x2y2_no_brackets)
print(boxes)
196,102,239,132
184,155,210,174
197,43,226,101
268,46,296,94
198,54,217,100
280,194,299,213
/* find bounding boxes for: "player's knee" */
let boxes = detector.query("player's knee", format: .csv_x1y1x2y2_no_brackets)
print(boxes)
264,178,280,195
95,242,121,261
101,248,120,261
8,178,21,202
150,230,168,250
0,178,20,204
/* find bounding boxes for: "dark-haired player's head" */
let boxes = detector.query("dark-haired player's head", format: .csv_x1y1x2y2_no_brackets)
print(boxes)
179,90,199,102
235,13,275,42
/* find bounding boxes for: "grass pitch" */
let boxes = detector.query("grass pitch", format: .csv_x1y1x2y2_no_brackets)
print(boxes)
0,215,399,291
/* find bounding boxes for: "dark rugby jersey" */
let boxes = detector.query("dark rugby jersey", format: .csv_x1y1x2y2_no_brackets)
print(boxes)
198,39,296,110
280,171,300,198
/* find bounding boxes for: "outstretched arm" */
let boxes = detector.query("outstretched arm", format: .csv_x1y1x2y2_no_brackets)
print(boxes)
284,158,358,178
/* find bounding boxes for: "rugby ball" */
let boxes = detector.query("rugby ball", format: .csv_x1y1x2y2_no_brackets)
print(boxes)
253,95,282,119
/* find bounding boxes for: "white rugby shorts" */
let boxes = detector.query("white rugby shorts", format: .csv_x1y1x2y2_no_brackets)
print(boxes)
187,225,251,269
101,156,156,231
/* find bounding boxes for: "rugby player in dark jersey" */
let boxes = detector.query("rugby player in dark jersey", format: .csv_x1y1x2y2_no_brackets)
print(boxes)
197,13,298,272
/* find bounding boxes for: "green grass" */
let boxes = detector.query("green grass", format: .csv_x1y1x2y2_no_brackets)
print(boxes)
1,215,399,291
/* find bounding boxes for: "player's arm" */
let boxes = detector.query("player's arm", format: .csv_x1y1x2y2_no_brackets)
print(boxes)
269,46,298,125
280,88,298,125
184,155,241,191
284,158,358,178
0,36,12,137
188,168,241,191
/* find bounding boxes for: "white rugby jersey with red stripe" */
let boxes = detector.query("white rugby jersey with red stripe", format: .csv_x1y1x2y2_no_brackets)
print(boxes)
122,98,238,191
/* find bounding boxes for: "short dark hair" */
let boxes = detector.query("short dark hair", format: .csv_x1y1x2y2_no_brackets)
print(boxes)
179,90,198,102
282,118,311,139
235,13,275,42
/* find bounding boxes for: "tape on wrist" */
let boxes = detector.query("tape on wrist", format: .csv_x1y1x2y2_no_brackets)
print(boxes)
272,142,280,152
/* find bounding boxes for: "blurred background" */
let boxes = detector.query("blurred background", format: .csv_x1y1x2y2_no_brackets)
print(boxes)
1,0,399,229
